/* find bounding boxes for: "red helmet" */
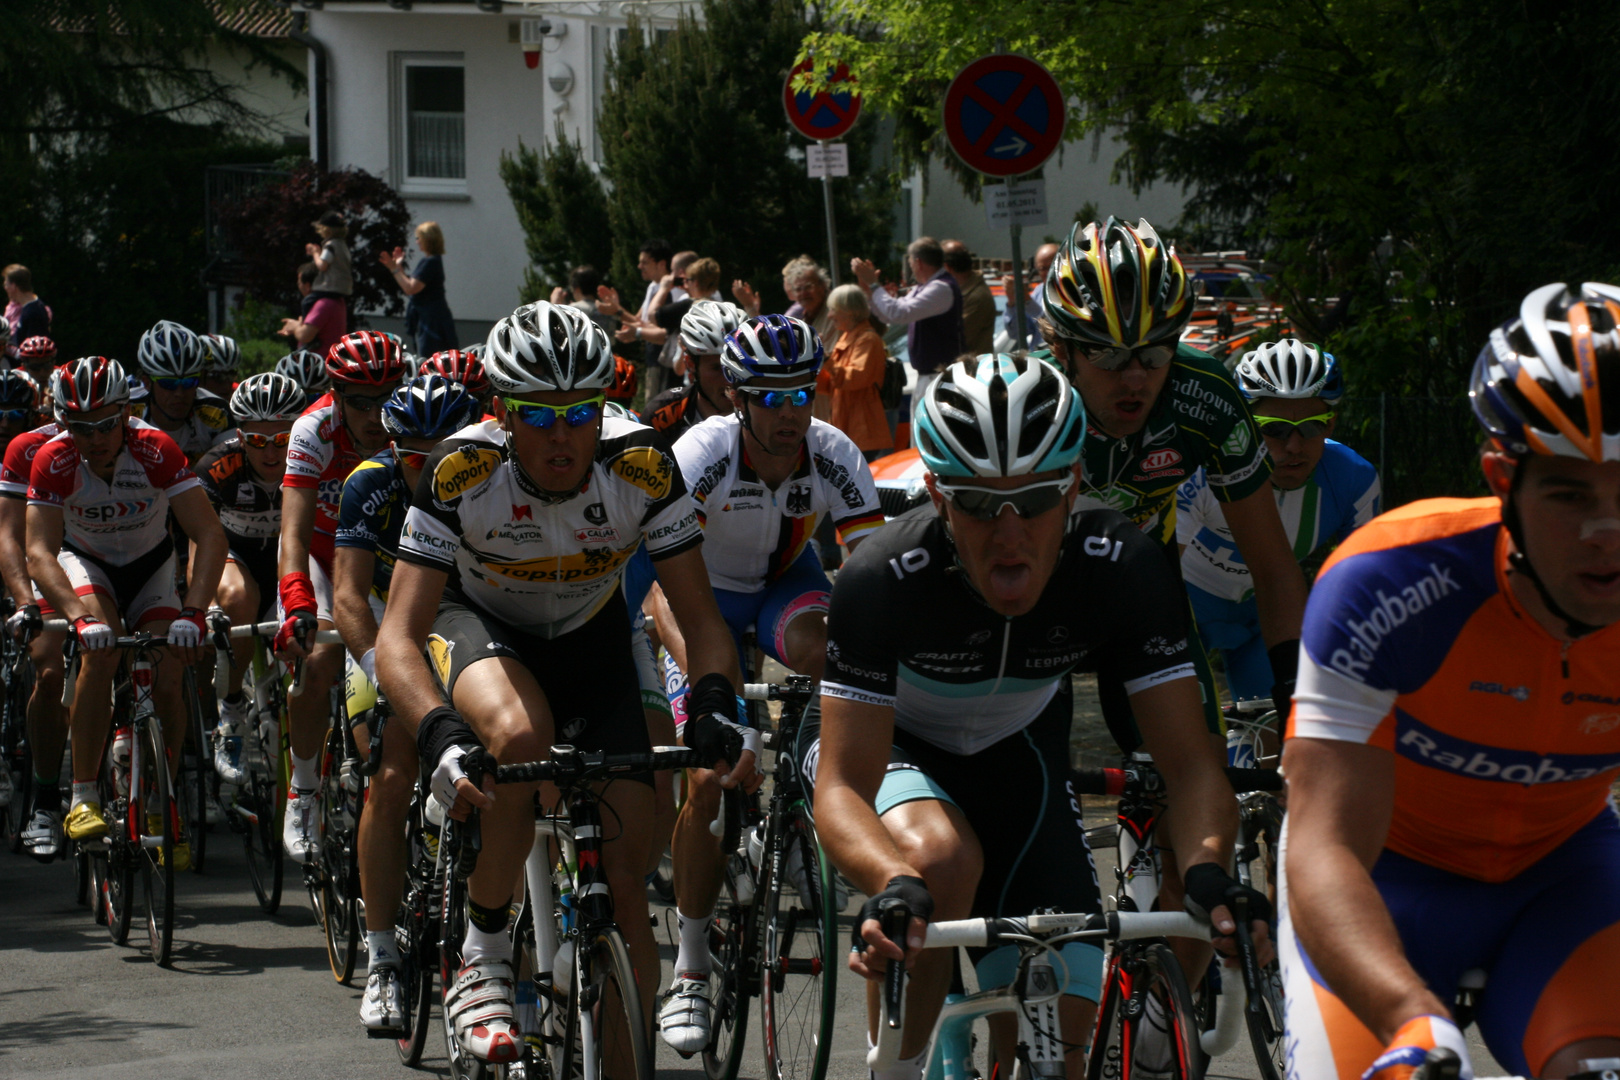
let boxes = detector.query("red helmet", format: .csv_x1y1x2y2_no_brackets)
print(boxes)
16,336,56,360
325,330,407,388
418,349,490,398
606,353,638,404
58,357,131,414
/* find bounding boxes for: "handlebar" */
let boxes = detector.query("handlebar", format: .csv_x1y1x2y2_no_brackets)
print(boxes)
1069,764,1283,797
741,676,816,703
490,744,705,785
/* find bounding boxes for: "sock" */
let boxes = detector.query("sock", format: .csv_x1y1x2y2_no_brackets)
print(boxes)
870,1047,927,1080
463,896,513,964
33,776,61,813
70,781,97,809
290,751,318,791
367,929,400,971
673,908,713,977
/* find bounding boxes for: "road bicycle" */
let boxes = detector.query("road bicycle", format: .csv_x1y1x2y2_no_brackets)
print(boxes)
0,597,35,854
392,743,445,1067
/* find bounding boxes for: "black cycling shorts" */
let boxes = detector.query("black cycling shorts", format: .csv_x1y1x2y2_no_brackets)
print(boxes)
426,588,652,786
227,544,279,618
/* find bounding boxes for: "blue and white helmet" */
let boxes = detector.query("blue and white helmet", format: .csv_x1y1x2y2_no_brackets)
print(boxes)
1234,339,1343,403
916,354,1085,478
720,314,824,386
381,374,482,440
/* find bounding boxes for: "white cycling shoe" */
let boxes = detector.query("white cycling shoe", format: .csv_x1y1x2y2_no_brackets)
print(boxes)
23,808,65,860
361,964,408,1036
213,707,246,786
283,788,320,861
657,973,713,1057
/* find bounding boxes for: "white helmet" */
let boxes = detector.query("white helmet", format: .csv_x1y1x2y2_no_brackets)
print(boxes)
137,320,204,378
1234,339,1343,402
230,372,306,423
484,302,615,394
680,300,747,356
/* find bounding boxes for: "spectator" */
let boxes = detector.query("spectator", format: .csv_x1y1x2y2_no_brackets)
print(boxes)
942,240,995,355
380,221,459,355
732,255,840,355
851,236,965,423
305,211,354,302
823,284,893,461
597,238,675,398
651,256,722,350
548,264,617,339
1001,241,1059,344
4,264,51,358
599,247,695,398
280,260,347,357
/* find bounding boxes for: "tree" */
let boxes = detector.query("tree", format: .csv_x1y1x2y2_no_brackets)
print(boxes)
499,125,614,304
803,0,1620,395
215,163,413,321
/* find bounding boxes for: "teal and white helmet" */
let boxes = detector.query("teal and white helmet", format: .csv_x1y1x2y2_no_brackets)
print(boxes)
915,354,1085,478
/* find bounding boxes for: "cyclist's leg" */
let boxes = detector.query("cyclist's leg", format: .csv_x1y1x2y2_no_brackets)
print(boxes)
213,556,260,699
759,546,831,682
24,617,67,824
631,614,677,877
129,551,187,781
282,557,342,787
65,582,125,837
353,591,415,967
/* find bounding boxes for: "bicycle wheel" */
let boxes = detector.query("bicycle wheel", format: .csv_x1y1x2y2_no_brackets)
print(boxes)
236,707,284,914
558,928,652,1080
319,724,360,983
395,800,435,1067
89,851,109,925
1086,943,1203,1080
136,719,176,967
99,738,134,945
182,669,210,873
760,803,836,1080
438,847,509,1080
0,670,31,854
702,859,758,1080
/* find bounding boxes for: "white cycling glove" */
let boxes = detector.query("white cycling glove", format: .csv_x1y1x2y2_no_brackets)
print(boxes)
72,615,115,651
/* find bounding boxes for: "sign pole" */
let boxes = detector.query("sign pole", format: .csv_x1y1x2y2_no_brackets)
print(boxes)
1009,173,1027,351
819,139,841,288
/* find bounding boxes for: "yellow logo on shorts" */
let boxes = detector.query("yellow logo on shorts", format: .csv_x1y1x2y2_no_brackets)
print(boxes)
426,634,455,687
433,445,501,506
607,447,672,498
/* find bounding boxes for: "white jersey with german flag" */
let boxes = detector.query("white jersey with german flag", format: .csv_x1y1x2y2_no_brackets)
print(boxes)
396,416,703,638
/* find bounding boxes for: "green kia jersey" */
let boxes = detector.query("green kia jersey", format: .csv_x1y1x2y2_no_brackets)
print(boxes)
1043,343,1272,549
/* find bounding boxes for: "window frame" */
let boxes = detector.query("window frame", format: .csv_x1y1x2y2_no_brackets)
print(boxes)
391,51,468,196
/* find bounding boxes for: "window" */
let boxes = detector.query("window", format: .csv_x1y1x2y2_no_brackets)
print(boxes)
394,54,465,194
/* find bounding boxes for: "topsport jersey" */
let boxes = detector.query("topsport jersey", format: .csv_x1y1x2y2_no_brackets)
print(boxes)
0,421,62,498
1290,497,1620,881
672,414,884,593
195,436,282,562
282,392,365,568
1176,439,1381,602
822,503,1197,756
1048,343,1272,549
26,417,200,565
396,416,704,639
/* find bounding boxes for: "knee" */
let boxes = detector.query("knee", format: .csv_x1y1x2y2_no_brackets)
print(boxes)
682,768,722,812
889,823,981,911
482,717,545,766
368,761,413,815
308,643,344,683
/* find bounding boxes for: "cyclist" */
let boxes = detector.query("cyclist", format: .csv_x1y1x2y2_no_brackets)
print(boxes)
27,357,226,871
652,312,884,1055
1176,339,1381,706
132,320,232,462
16,335,57,392
644,299,747,446
275,348,331,409
194,372,305,784
200,333,241,399
1280,282,1620,1080
418,348,491,413
375,301,746,1066
812,355,1269,1080
332,373,480,1035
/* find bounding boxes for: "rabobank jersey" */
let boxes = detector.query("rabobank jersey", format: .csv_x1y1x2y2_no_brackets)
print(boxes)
1290,498,1620,881
396,417,704,639
1176,440,1381,602
672,414,884,594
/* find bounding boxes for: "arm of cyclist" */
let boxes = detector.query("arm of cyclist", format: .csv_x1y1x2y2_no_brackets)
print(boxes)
0,497,38,638
274,485,320,660
167,485,227,662
643,581,688,674
1221,482,1309,706
24,503,111,649
375,558,496,820
653,544,751,785
331,546,380,683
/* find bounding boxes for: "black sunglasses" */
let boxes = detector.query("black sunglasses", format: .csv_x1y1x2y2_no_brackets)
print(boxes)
935,476,1074,521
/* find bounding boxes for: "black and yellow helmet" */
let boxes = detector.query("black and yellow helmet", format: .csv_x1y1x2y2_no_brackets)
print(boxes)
1042,217,1193,349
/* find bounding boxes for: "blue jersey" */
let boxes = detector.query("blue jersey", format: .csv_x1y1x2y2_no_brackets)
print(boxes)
334,447,413,601
1176,439,1380,602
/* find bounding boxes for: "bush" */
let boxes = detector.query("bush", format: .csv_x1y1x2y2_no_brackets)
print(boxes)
500,125,614,304
238,339,286,378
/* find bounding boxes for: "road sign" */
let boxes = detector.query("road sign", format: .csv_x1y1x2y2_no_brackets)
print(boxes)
806,142,849,179
942,54,1065,178
783,57,862,142
984,178,1048,228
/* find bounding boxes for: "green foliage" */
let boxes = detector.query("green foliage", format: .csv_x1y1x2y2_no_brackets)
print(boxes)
238,339,286,377
597,0,894,312
803,0,1620,397
227,295,289,343
500,126,614,304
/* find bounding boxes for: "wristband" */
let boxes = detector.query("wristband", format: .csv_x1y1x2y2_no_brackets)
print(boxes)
688,671,740,726
416,704,481,780
1267,639,1299,687
279,572,317,618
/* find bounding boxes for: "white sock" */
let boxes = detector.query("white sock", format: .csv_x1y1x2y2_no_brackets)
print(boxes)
870,1047,927,1080
367,929,400,971
70,781,97,809
290,752,318,791
673,908,713,977
462,922,512,965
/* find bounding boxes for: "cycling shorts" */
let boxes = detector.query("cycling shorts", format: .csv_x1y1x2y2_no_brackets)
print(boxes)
37,539,180,629
273,551,334,627
227,544,280,616
1185,584,1272,704
426,589,652,786
799,683,1104,1000
1096,603,1223,753
1279,806,1620,1079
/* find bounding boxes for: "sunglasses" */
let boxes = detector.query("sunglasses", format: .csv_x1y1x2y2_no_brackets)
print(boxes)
502,394,605,429
935,475,1075,521
1075,343,1177,372
338,391,391,413
1255,411,1334,440
68,415,122,437
738,386,815,410
239,430,292,449
0,409,31,422
395,447,429,470
152,376,200,392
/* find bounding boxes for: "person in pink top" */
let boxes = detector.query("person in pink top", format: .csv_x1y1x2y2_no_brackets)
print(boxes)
280,261,348,359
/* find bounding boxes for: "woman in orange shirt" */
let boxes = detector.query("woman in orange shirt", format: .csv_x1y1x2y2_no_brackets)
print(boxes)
824,284,894,461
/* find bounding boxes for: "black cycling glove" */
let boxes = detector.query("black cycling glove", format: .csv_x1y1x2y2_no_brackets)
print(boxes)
685,672,746,769
853,874,935,952
1182,862,1273,927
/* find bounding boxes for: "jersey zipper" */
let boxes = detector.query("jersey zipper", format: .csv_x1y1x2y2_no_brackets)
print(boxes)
987,619,1012,696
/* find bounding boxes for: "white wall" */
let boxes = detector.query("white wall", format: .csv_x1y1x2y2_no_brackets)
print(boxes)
207,39,309,143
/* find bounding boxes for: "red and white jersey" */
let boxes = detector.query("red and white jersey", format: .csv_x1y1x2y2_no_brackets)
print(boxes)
0,422,63,498
26,417,200,565
283,392,364,567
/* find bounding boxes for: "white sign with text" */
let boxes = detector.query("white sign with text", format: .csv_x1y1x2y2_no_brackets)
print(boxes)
984,179,1048,228
807,142,850,178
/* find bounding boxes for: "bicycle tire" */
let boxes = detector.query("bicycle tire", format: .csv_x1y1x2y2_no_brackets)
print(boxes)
183,668,209,873
0,662,31,854
760,803,837,1080
319,723,360,984
395,798,435,1067
237,705,285,913
438,832,508,1080
138,719,176,967
1087,943,1204,1080
702,854,758,1080
559,928,652,1080
89,851,109,925
99,732,134,945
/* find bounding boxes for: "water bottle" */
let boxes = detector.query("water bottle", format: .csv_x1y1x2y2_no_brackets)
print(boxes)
111,727,133,797
422,794,445,862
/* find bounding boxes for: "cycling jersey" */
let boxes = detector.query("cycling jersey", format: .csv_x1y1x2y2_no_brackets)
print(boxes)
822,504,1196,756
195,436,282,565
673,414,883,594
283,392,366,568
645,384,719,446
1176,440,1381,602
0,421,62,498
396,416,704,639
27,418,200,565
132,388,232,459
334,447,412,602
1048,343,1272,549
